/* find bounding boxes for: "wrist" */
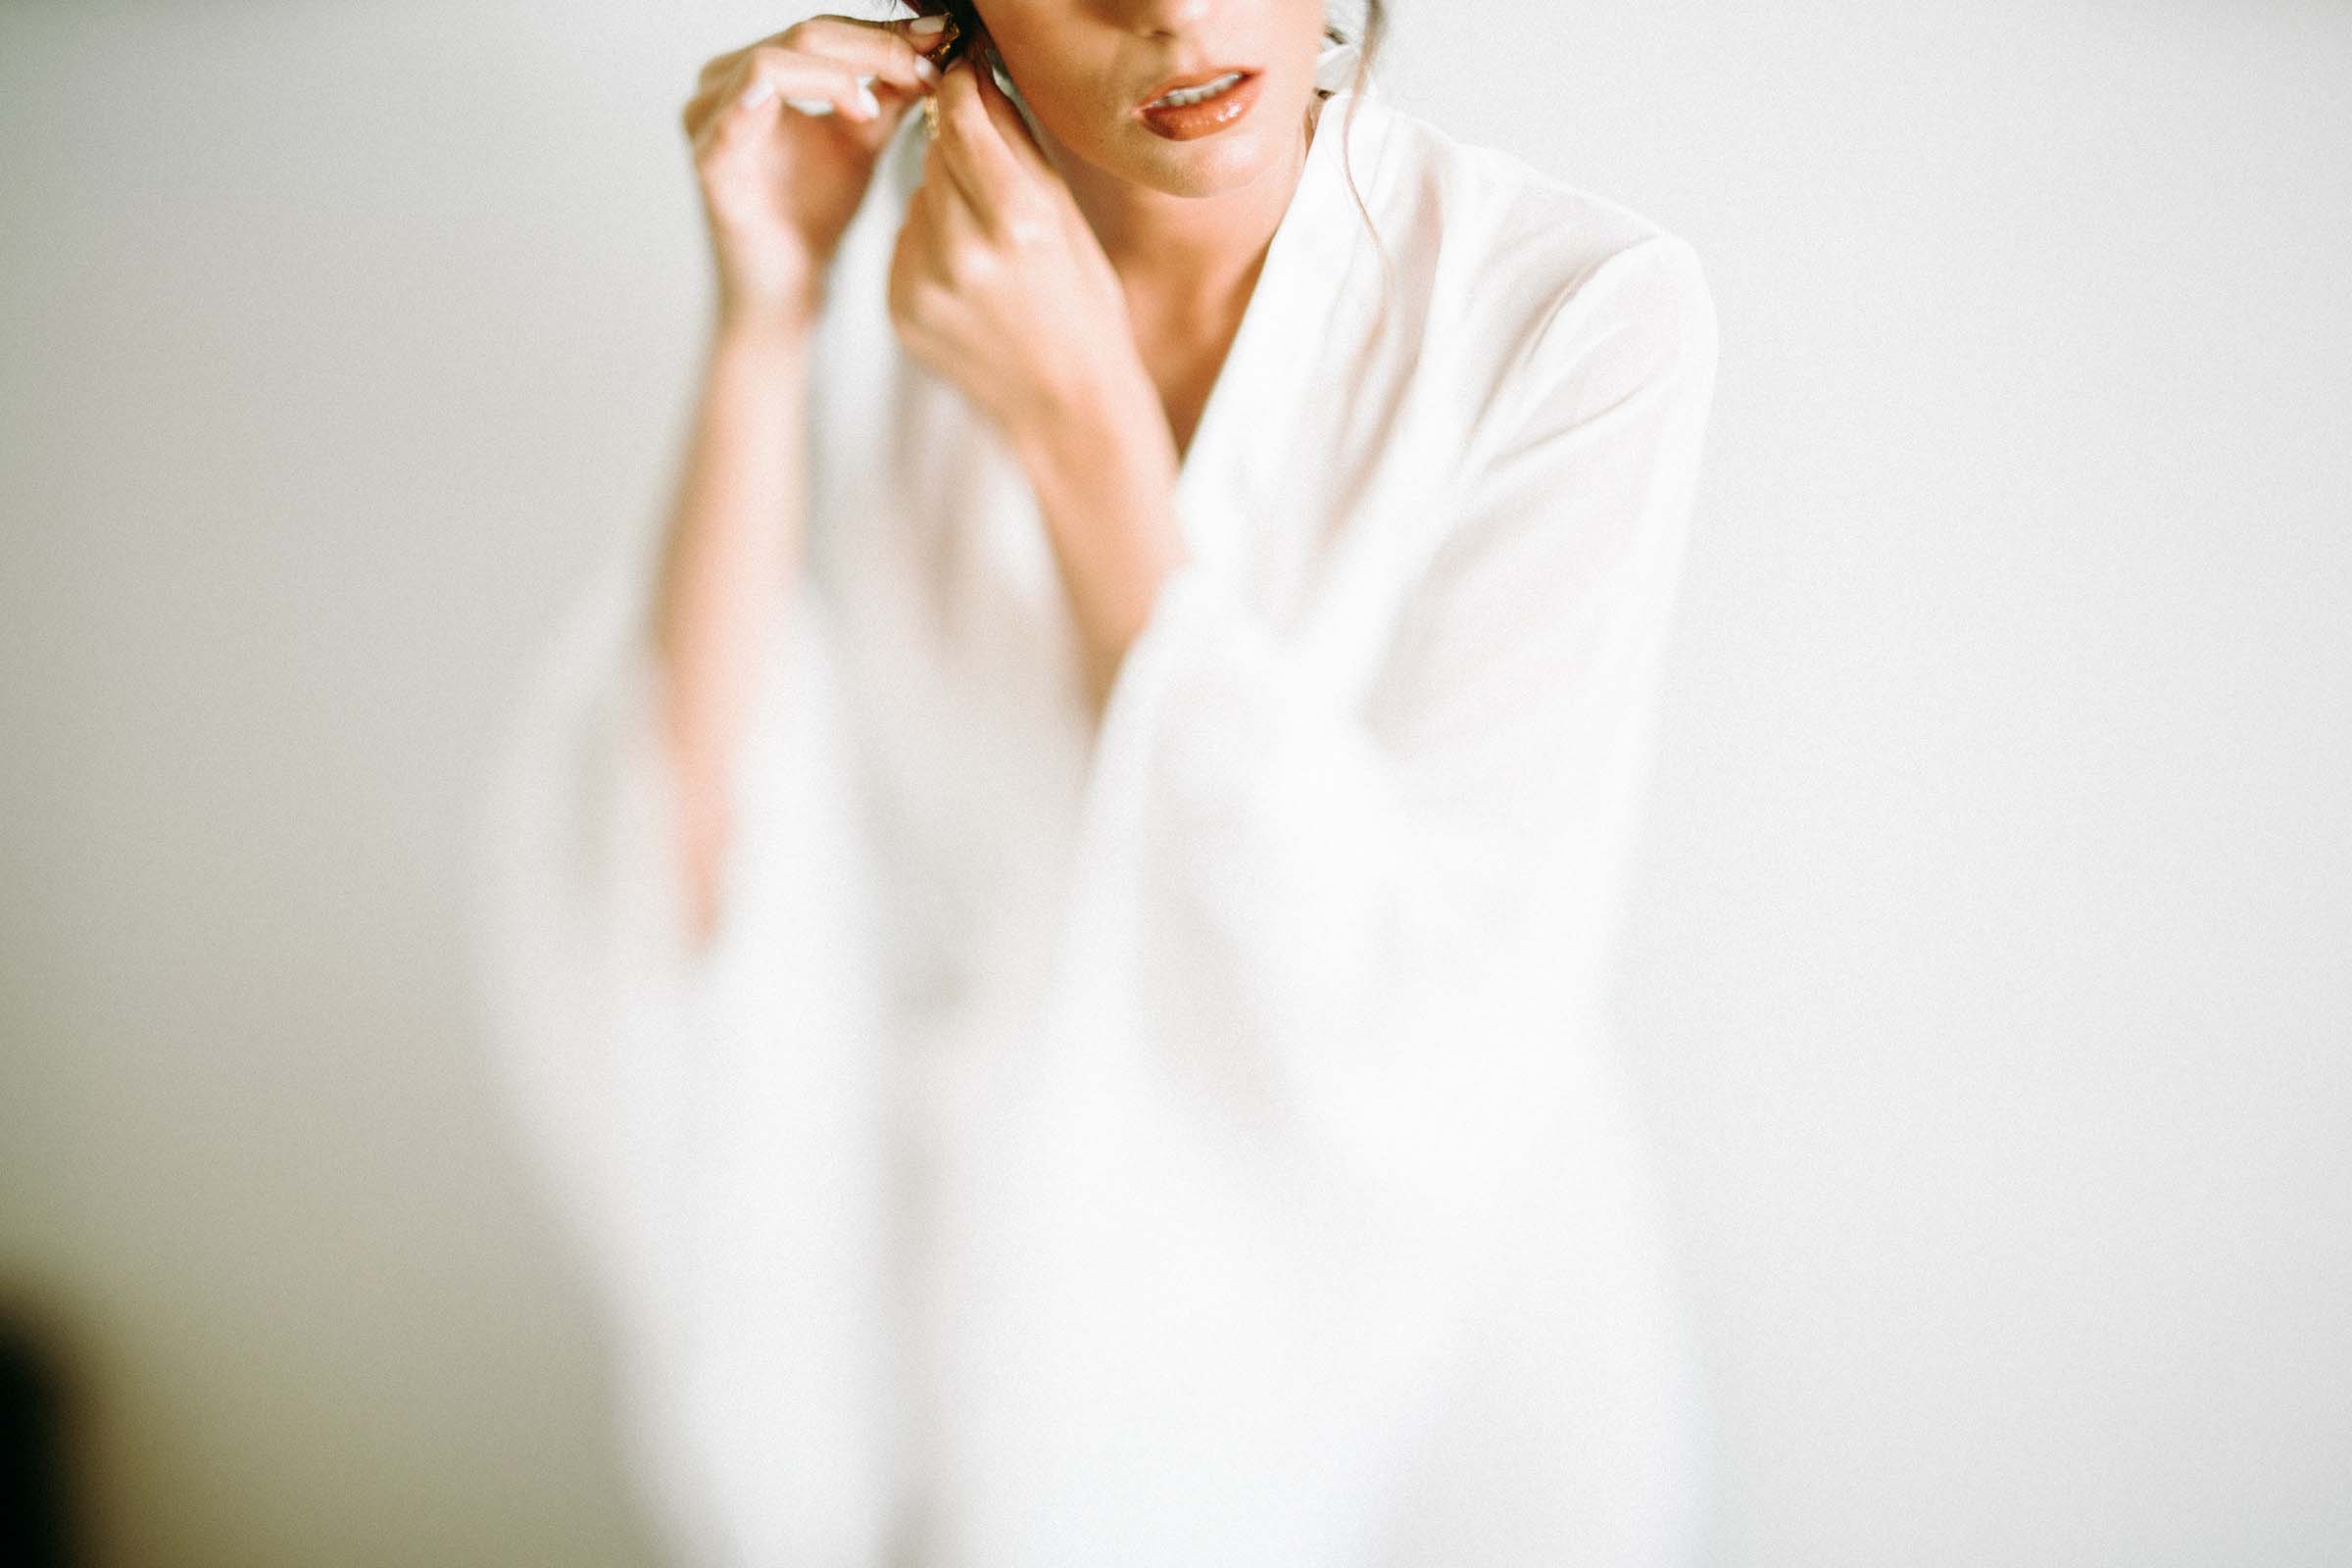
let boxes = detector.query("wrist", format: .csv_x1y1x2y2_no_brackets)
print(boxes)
1013,376,1185,595
711,298,817,356
1010,354,1165,478
713,266,825,346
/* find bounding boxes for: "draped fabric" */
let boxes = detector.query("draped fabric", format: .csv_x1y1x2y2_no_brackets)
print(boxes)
474,73,1719,1568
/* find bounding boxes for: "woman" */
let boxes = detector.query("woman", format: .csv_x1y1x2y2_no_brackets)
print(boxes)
475,2,1720,1564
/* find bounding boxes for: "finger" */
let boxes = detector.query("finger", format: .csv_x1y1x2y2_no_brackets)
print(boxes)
968,41,1052,174
919,126,995,240
683,49,876,135
910,155,985,274
686,56,792,147
744,45,888,122
769,14,947,107
791,13,956,74
708,15,951,88
928,55,1024,228
688,67,780,154
901,173,987,318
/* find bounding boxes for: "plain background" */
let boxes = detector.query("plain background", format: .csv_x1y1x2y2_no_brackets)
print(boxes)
3,0,2346,1563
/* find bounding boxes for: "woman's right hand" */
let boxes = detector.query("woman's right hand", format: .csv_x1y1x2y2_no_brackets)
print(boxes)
680,13,949,334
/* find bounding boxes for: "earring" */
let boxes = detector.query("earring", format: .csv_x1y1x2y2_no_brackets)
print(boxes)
922,12,963,137
1314,32,1361,96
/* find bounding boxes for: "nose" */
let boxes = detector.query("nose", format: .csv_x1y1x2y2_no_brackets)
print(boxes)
1101,0,1218,39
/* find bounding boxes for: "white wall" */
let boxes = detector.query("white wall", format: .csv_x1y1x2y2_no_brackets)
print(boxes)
3,1,2344,1564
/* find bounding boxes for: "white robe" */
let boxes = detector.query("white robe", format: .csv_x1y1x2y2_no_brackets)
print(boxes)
473,56,1721,1568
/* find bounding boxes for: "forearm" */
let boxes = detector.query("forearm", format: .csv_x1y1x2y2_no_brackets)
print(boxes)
1010,373,1190,716
649,315,814,941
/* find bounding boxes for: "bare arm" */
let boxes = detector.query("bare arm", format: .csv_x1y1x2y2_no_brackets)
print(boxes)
649,315,813,949
658,12,948,947
1009,363,1187,718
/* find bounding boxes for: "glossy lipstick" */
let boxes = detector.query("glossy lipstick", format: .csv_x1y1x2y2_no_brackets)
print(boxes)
1135,69,1262,141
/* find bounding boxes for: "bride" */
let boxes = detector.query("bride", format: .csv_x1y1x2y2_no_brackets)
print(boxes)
475,3,1721,1563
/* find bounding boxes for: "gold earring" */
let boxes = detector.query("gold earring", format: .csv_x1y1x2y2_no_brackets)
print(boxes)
922,14,963,137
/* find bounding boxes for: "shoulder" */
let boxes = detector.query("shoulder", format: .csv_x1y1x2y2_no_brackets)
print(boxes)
1340,95,1718,418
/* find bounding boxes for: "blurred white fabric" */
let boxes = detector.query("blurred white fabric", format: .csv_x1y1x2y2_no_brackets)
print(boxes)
475,77,1719,1568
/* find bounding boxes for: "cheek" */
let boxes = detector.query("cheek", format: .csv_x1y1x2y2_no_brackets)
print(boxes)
972,10,1112,116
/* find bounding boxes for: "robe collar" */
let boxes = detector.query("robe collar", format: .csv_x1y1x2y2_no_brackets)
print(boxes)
1172,82,1396,574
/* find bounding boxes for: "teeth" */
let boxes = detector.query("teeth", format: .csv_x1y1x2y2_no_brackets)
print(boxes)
1149,72,1244,109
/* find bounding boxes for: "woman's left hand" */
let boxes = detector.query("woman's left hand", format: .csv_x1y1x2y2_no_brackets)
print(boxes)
886,40,1146,445
888,33,1187,710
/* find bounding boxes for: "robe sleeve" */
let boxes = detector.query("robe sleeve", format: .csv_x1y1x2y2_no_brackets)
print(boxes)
1099,231,1713,1193
467,534,904,1562
926,235,1719,1563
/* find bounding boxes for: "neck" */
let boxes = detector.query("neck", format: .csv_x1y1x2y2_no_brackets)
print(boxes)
1050,97,1326,319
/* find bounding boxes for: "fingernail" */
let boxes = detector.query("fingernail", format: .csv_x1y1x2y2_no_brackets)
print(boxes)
855,81,882,119
739,77,776,110
909,13,948,33
913,57,941,85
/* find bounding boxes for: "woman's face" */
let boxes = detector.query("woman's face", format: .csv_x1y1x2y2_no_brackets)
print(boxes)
971,0,1328,197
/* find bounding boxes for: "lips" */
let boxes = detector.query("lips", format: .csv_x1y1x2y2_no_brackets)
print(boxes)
1135,67,1257,111
1134,70,1264,141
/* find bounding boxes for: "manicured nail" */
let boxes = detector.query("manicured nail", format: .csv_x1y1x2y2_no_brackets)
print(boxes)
739,77,776,110
909,13,949,33
855,81,882,119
